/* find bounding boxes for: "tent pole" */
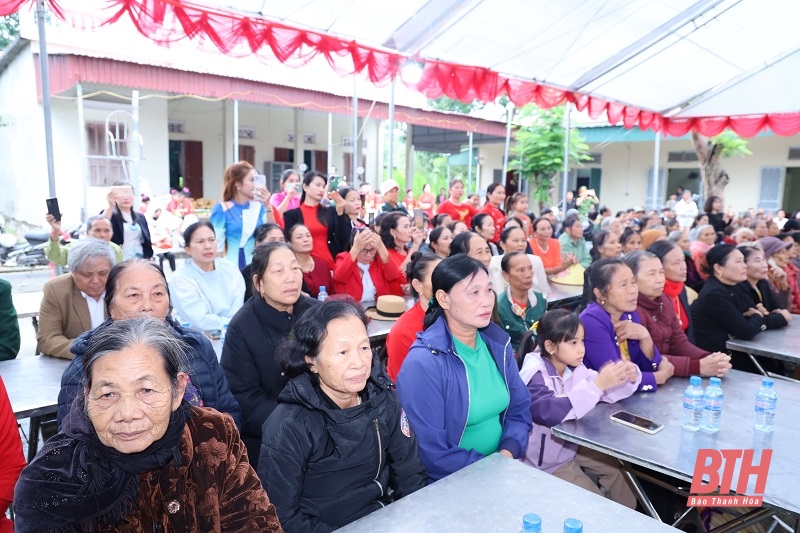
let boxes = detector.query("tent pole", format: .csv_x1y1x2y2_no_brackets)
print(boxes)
131,90,140,211
327,112,333,175
652,133,661,210
502,103,513,180
562,103,571,215
387,78,395,182
36,0,56,197
352,76,358,185
468,131,474,193
77,83,88,221
233,99,239,163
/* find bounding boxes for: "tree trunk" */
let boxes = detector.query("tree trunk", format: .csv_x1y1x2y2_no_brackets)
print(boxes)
691,131,727,203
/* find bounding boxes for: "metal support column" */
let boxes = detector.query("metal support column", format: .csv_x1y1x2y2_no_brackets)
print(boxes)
561,103,572,213
36,0,56,197
387,78,395,182
502,103,514,179
652,132,661,210
76,83,89,220
327,112,333,175
468,131,474,192
233,99,239,163
352,76,359,181
130,90,141,211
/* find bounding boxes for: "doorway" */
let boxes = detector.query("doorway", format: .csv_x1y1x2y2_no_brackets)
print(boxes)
782,168,800,212
169,140,204,198
666,169,701,201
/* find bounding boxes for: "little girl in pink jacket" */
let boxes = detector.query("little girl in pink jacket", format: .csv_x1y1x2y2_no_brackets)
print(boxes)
518,309,640,508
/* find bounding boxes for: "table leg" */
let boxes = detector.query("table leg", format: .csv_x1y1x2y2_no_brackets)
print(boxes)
707,507,774,533
619,466,661,521
27,415,41,463
32,316,40,355
749,354,769,377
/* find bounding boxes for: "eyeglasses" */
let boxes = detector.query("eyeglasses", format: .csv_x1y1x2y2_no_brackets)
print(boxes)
359,248,377,255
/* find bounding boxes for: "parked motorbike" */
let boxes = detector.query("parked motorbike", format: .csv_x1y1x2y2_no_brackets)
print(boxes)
2,223,81,267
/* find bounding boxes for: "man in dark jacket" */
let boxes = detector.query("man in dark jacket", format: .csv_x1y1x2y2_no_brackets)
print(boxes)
56,316,240,429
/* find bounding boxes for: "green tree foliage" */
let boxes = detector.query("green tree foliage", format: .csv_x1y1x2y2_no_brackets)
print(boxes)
413,151,454,196
427,96,484,115
510,105,591,213
0,13,19,51
691,130,752,202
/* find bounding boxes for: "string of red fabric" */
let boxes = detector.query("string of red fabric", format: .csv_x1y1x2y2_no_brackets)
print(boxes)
4,0,800,137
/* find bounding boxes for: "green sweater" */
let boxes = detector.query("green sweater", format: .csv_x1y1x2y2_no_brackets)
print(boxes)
45,239,123,267
453,334,509,456
496,289,546,354
0,279,20,360
558,232,591,269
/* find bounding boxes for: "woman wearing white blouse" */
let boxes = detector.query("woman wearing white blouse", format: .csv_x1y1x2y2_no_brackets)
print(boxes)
169,221,245,330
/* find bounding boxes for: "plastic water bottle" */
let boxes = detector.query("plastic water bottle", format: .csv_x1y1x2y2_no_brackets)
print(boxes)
563,518,583,533
519,513,542,533
701,377,724,433
681,376,705,431
753,377,777,432
317,286,328,302
220,322,228,346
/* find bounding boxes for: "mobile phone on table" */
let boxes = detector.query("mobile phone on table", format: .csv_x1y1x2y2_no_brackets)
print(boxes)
328,176,341,193
204,329,221,340
368,212,375,230
46,197,61,222
414,208,424,230
610,411,663,434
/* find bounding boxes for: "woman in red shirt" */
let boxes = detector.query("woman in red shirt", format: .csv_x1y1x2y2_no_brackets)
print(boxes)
380,212,424,295
385,253,442,381
333,227,399,301
417,183,436,219
286,224,333,299
529,217,576,275
283,171,351,270
478,183,506,243
436,178,477,226
0,376,25,533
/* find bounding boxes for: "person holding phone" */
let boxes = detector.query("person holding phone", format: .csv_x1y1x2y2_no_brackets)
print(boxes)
270,169,302,220
45,214,123,266
210,161,274,269
102,180,153,260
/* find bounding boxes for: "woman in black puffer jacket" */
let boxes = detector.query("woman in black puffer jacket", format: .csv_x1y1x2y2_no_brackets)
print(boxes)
259,299,427,532
56,259,239,429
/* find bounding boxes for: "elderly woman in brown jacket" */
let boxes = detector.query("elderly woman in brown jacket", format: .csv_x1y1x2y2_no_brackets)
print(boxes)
624,251,732,378
14,316,282,532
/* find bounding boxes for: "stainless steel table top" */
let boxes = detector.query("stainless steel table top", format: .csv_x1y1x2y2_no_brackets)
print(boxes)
552,370,800,516
546,283,583,307
11,290,42,319
726,318,800,364
338,454,680,532
0,355,70,419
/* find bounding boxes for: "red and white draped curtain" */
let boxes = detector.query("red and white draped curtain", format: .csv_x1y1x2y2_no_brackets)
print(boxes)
3,0,800,137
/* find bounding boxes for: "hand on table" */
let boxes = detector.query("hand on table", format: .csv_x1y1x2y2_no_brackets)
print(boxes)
498,449,514,459
700,352,732,378
594,361,633,391
743,307,763,318
773,308,792,322
653,358,674,385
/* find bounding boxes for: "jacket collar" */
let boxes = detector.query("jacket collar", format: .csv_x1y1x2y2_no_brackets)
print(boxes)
416,315,509,356
637,292,663,313
253,293,314,333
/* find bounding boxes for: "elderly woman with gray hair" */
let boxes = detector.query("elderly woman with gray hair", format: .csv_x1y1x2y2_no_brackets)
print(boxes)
15,317,283,532
38,239,115,359
57,259,240,429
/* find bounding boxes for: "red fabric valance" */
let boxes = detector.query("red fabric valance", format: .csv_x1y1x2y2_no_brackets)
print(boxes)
4,0,800,137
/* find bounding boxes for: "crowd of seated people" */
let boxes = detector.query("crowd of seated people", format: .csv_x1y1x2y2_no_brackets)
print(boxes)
11,172,800,532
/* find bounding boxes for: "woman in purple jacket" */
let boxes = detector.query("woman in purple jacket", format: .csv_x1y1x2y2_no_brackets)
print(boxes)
579,259,675,392
397,255,532,482
519,309,639,507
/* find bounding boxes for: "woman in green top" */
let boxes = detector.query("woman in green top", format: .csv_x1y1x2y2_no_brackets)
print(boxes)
496,251,546,355
396,255,532,481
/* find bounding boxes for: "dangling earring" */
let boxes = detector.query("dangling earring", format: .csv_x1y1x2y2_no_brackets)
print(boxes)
601,300,605,306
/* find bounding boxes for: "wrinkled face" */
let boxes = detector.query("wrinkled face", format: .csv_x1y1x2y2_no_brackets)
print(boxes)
783,237,797,259
548,325,585,368
383,186,399,204
745,249,768,280
599,233,622,259
86,345,185,454
771,247,790,268
109,264,170,320
344,190,362,216
734,230,756,244
622,233,642,253
635,257,665,299
489,186,506,206
566,220,584,240
289,225,314,253
662,247,687,282
255,247,303,307
391,216,413,245
432,228,452,257
439,270,495,330
597,265,638,314
186,225,217,267
450,181,465,201
503,254,533,292
304,176,327,202
534,219,552,240
767,221,781,237
608,220,622,236
72,256,113,300
753,220,768,238
676,231,690,252
258,228,285,245
451,221,468,236
87,218,113,242
699,226,716,245
308,315,371,399
477,217,495,241
502,227,527,253
714,249,747,284
467,234,492,267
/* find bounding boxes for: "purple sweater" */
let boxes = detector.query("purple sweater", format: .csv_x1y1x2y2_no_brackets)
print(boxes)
519,348,640,474
579,302,662,392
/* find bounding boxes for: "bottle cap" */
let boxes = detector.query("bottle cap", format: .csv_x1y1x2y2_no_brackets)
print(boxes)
762,377,774,387
522,513,542,532
320,286,326,292
563,517,583,533
709,377,722,386
689,375,701,386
